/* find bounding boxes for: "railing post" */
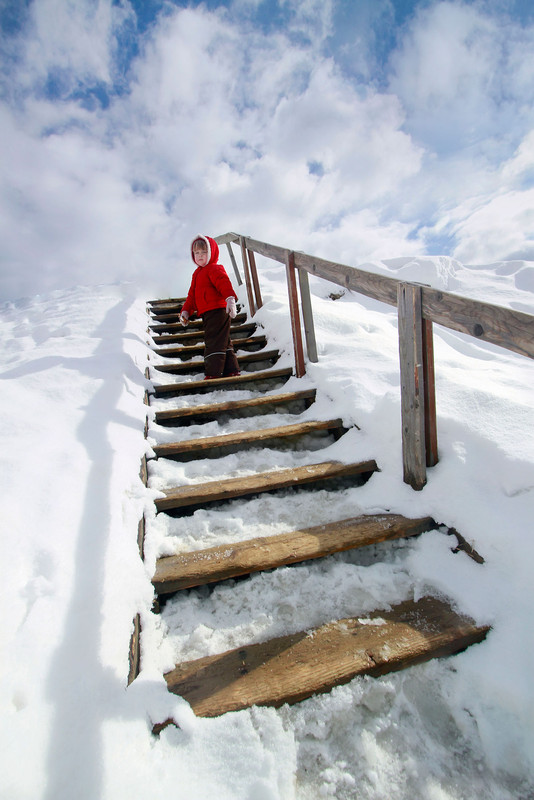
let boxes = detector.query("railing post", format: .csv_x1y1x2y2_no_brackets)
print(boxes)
247,249,263,310
285,250,306,377
398,283,427,490
226,242,242,286
298,267,318,363
422,318,438,467
240,237,256,317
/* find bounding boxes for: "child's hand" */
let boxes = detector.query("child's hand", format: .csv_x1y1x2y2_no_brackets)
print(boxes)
180,310,189,327
226,297,237,319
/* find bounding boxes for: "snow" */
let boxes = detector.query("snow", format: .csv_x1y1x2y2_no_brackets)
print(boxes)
1,253,534,799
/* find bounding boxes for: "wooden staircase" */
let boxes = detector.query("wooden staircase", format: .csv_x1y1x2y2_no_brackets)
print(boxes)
143,297,489,720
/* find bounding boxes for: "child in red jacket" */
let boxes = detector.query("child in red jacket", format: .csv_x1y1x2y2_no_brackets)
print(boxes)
180,235,241,379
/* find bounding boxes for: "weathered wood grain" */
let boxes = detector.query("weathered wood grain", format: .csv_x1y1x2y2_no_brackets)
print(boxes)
153,513,435,594
398,283,427,490
154,459,377,512
163,595,490,716
154,388,317,424
150,312,247,332
153,418,345,460
153,349,280,375
153,335,267,359
152,367,293,397
151,322,257,345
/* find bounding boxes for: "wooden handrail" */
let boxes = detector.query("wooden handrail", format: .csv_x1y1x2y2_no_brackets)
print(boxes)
216,232,534,489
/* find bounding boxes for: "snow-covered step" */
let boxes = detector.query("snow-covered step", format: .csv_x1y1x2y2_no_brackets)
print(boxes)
150,311,247,330
151,322,257,345
152,367,293,398
152,418,346,461
148,298,186,315
153,348,280,375
152,513,435,595
153,334,267,359
154,387,317,425
161,595,490,718
154,459,378,514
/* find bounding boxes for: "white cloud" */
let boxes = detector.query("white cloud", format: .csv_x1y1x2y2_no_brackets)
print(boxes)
0,1,533,301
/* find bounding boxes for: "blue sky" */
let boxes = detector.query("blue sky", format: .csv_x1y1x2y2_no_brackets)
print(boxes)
0,0,533,300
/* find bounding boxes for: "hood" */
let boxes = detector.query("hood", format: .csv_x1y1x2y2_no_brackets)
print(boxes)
191,235,219,267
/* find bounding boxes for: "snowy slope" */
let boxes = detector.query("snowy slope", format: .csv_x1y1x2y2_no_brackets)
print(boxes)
1,255,534,799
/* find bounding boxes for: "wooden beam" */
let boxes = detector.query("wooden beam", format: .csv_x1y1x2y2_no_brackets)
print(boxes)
155,459,377,513
226,242,242,286
398,283,427,490
286,251,306,378
152,322,256,345
154,335,267,359
153,513,435,594
240,237,256,316
162,595,490,716
152,367,293,397
153,349,279,375
231,234,534,360
422,318,438,467
152,418,345,460
154,388,317,425
248,249,263,310
298,267,318,363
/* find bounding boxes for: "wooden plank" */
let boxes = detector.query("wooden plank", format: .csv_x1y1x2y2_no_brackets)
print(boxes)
226,242,242,286
298,267,318,363
242,237,288,264
154,459,378,512
215,232,241,246
150,303,184,316
150,312,247,332
152,323,257,345
153,513,435,594
148,297,186,306
248,249,263,310
237,234,534,360
286,251,306,377
153,418,345,460
153,349,280,375
422,319,438,467
240,237,256,316
398,283,427,490
152,367,293,397
421,286,534,359
154,335,267,359
163,595,490,716
154,388,317,424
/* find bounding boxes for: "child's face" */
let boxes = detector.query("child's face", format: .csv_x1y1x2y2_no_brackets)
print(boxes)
193,246,208,267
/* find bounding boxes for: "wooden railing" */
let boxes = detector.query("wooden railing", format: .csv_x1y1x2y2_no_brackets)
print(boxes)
216,232,534,491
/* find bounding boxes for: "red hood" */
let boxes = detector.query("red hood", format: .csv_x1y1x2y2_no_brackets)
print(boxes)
191,235,219,267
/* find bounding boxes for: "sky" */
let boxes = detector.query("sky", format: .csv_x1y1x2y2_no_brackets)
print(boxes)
1,0,534,301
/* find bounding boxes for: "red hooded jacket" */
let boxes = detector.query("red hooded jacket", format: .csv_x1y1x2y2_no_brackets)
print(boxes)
181,235,237,318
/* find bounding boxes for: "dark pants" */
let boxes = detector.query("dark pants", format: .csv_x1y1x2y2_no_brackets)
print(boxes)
202,308,240,378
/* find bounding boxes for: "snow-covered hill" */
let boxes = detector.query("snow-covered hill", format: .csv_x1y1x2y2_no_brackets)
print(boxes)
1,255,534,799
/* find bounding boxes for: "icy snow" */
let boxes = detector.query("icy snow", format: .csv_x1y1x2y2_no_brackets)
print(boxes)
1,253,534,799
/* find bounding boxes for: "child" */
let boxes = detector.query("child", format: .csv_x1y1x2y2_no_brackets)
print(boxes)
180,235,241,380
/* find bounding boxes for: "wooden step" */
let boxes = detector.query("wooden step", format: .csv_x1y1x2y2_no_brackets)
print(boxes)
153,514,436,594
153,335,267,359
152,323,257,346
153,418,346,461
162,595,490,717
150,302,185,316
148,297,186,306
152,367,293,398
154,459,378,513
150,312,247,331
155,388,317,425
153,349,280,376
